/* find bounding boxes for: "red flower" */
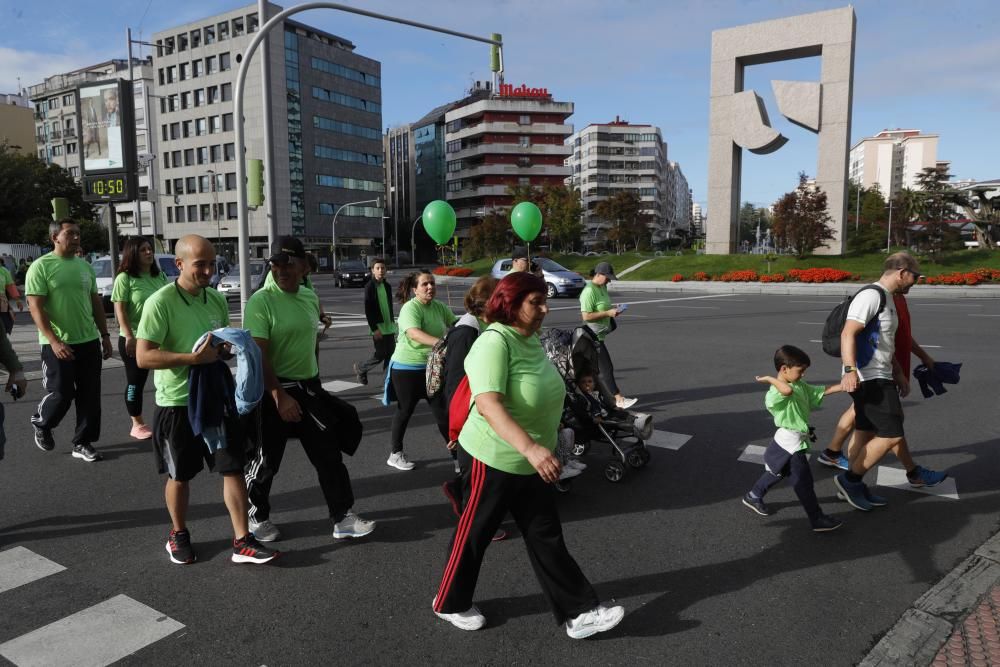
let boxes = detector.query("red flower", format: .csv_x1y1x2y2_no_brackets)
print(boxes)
671,274,684,282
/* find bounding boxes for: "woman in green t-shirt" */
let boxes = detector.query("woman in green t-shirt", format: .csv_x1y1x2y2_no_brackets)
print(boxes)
385,271,457,471
111,237,167,440
432,272,624,638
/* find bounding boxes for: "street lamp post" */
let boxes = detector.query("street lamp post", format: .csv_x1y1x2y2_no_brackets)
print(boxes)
886,197,894,253
206,169,221,245
410,215,423,266
331,197,381,274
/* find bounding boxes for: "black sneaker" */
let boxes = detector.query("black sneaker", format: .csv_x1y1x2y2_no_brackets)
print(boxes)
72,443,102,462
812,515,843,533
741,493,771,516
165,528,197,564
353,362,368,385
232,534,280,564
33,425,55,452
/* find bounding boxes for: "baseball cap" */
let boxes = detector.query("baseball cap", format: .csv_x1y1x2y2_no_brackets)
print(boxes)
512,246,529,261
594,261,617,280
268,236,306,265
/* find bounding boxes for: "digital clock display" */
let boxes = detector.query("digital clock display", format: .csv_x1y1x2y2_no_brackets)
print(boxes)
82,172,133,202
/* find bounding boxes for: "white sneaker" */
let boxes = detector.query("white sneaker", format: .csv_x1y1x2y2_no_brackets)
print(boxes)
616,397,638,410
249,519,281,542
453,459,461,475
433,597,486,631
333,511,375,539
387,451,415,471
566,459,587,472
559,465,583,481
565,604,625,639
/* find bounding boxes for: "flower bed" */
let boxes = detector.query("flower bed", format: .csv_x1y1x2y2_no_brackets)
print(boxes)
665,266,1000,285
924,269,1000,286
431,266,474,277
786,268,853,283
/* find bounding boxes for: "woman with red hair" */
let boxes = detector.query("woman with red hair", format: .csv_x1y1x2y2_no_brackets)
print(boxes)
432,272,624,639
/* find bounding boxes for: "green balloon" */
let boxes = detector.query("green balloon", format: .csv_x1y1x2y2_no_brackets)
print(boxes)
422,200,457,245
511,201,542,242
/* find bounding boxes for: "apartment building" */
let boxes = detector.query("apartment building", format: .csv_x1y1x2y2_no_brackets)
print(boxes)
0,94,35,155
849,129,942,198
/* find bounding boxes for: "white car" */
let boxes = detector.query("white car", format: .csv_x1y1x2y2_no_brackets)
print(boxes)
93,254,179,311
217,261,266,300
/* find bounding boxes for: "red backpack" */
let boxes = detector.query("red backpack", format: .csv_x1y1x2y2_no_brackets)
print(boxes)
447,375,473,443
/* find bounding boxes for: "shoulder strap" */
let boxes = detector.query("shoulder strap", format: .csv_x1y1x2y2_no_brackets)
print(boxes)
854,285,887,325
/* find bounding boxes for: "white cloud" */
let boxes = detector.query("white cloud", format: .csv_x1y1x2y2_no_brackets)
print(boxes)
0,46,116,97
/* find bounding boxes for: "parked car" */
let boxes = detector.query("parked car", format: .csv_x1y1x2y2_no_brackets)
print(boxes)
217,261,266,300
335,260,370,288
490,257,586,298
93,254,179,311
210,256,231,289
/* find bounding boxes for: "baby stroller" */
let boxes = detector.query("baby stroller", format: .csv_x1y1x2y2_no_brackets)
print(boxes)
540,327,653,483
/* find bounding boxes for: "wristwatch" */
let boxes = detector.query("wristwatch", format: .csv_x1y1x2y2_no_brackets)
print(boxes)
842,365,856,373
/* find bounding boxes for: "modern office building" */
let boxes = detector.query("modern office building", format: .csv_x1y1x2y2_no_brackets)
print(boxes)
153,3,383,261
668,161,692,235
849,129,942,198
567,119,674,245
444,83,573,235
691,202,705,237
0,94,35,155
28,59,158,237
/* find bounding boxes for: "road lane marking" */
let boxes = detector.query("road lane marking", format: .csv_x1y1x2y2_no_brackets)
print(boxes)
322,380,364,393
549,294,731,311
876,466,959,500
789,300,842,304
0,594,184,667
644,430,692,450
969,314,1000,317
0,547,66,595
656,305,720,309
738,444,767,465
797,321,825,325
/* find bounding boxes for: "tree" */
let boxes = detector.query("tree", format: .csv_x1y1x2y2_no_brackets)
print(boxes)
594,191,649,253
912,166,964,256
80,219,109,254
0,142,95,241
959,186,1000,251
770,174,836,258
466,210,510,260
861,184,888,226
538,184,583,253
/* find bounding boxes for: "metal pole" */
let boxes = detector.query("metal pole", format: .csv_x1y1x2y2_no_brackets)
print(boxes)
148,157,158,245
855,179,861,231
234,2,502,316
410,215,421,265
331,197,381,275
259,0,277,247
127,28,142,236
886,198,894,253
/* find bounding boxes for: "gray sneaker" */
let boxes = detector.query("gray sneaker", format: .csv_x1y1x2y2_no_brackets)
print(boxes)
387,451,415,471
249,519,281,542
72,443,102,462
565,605,625,639
33,425,55,452
332,512,375,539
353,362,368,385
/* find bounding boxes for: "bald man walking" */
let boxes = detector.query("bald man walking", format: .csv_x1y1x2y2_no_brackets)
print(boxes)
137,235,278,565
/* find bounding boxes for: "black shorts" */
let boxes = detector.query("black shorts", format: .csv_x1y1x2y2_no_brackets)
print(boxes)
152,406,247,482
851,379,904,438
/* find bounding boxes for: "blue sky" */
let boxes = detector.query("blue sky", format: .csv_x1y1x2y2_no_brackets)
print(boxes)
2,0,997,214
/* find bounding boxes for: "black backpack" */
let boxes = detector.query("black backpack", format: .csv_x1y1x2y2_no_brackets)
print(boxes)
821,285,887,357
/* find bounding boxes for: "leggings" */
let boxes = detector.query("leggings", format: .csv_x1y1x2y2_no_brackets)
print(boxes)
118,336,150,417
389,367,448,453
595,339,621,403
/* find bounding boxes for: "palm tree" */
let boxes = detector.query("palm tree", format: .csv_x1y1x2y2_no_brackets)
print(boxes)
892,187,923,245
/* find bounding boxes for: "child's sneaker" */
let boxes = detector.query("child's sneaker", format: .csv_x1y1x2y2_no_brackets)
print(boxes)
817,451,849,470
741,493,771,516
811,514,843,532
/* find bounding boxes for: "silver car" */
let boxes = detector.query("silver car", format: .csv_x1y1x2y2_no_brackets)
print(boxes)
490,257,586,298
217,261,266,300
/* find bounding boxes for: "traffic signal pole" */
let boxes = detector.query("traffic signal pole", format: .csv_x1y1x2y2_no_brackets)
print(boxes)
233,1,502,316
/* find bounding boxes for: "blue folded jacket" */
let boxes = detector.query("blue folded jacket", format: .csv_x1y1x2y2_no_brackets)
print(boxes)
913,362,962,398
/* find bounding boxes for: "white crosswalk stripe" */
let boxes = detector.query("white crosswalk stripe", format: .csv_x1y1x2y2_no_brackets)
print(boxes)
0,547,65,594
644,430,692,450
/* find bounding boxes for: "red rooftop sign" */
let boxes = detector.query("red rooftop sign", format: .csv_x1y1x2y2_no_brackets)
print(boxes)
498,83,552,99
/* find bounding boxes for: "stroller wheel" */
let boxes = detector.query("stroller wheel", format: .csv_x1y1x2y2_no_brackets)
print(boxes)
604,460,625,483
571,442,589,457
627,448,651,469
554,479,572,493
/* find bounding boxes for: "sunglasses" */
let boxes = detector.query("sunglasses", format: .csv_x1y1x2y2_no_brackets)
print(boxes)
902,268,923,280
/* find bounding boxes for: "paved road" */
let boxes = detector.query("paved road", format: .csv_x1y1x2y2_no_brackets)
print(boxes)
0,276,998,665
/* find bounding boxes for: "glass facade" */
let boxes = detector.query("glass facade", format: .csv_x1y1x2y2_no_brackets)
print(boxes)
285,29,306,235
413,122,445,211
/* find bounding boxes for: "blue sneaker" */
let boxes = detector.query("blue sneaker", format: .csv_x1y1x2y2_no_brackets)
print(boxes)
818,451,849,471
834,473,873,512
907,466,948,488
840,486,889,508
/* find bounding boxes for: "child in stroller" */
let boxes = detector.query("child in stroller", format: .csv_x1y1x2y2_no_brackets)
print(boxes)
541,327,653,483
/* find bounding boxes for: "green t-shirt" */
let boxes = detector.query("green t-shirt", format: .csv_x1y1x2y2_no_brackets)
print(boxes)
765,381,826,452
245,282,320,380
111,271,169,332
0,266,14,313
390,298,457,366
136,282,230,407
459,324,565,475
580,281,612,341
374,281,397,336
25,253,100,345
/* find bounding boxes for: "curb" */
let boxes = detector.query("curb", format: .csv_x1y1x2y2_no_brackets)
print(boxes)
860,532,1000,665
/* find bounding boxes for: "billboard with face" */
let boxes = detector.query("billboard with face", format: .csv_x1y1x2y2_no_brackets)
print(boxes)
80,81,124,171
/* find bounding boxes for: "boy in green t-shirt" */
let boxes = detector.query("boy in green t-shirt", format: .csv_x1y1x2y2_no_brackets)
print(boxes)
742,345,845,533
353,257,395,385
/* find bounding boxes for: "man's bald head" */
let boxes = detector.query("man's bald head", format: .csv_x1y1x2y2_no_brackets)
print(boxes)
174,235,217,292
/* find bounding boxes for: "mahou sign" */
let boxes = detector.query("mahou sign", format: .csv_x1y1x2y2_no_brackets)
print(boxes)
498,83,552,99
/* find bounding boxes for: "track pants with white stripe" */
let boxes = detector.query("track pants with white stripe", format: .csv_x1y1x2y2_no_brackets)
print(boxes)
31,340,102,445
434,445,600,625
245,378,358,524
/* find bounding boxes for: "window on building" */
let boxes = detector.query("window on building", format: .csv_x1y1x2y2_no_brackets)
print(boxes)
168,95,178,112
182,120,192,138
171,150,181,167
219,53,231,71
192,60,203,77
173,178,183,194
179,63,188,80
167,207,174,223
233,17,244,36
69,166,79,178
200,204,211,221
204,25,215,44
166,66,176,83
518,114,530,125
199,175,210,192
184,149,194,166
227,202,238,220
163,153,170,169
222,113,234,131
196,118,207,136
164,180,172,195
207,86,219,104
210,145,221,162
158,68,165,86
161,125,168,141
220,83,232,102
248,13,259,32
66,142,76,154
218,21,229,41
206,56,217,74
519,135,531,147
194,89,205,107
187,205,198,221
169,123,180,140
196,147,208,164
224,143,235,161
51,145,63,156
178,33,188,51
209,116,221,134
517,156,531,167
175,206,185,223
62,94,73,106
163,36,175,54
48,98,59,110
190,29,201,48
225,172,237,190
518,177,530,186
180,92,190,110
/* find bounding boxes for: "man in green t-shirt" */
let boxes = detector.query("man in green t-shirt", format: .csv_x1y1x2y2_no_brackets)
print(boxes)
353,257,395,385
137,234,278,566
26,220,113,463
243,237,373,543
0,261,24,334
